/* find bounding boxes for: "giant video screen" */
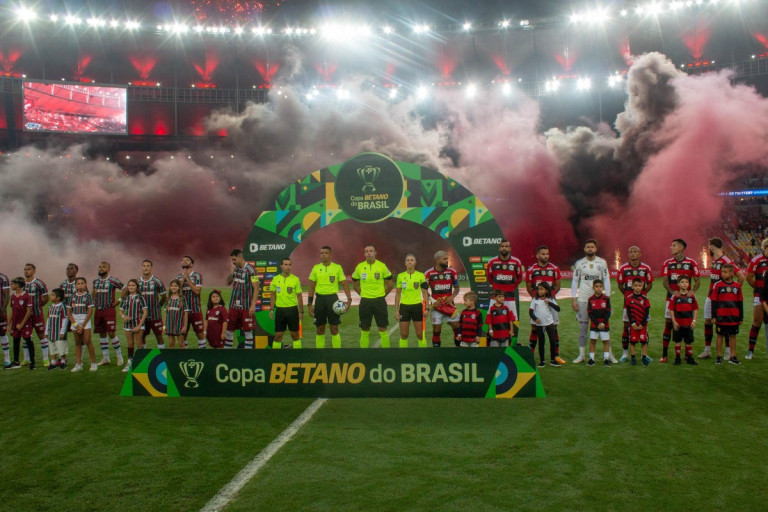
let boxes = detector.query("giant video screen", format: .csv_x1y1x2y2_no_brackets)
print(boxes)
23,81,127,135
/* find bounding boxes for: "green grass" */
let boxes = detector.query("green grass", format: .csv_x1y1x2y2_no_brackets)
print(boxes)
1,280,767,511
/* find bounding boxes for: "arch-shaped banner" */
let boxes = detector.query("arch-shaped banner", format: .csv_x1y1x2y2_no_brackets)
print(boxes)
244,152,505,347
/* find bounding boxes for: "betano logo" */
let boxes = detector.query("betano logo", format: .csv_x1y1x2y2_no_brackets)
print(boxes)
249,243,287,253
463,237,503,247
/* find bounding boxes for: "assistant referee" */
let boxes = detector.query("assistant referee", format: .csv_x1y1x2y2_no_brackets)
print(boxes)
269,258,304,349
351,244,394,348
307,246,352,348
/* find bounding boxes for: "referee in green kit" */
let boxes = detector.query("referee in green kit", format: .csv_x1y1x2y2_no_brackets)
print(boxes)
351,245,393,348
269,258,304,349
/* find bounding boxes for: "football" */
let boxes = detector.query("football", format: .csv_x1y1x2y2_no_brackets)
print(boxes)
332,300,348,315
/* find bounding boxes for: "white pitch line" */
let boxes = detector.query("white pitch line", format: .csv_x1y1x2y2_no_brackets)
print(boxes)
200,398,328,512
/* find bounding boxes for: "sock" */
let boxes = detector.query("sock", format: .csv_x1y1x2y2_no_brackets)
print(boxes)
685,344,693,357
13,337,20,362
25,338,35,363
41,338,49,360
293,339,302,349
418,335,427,348
100,337,109,358
331,333,341,349
127,346,134,359
224,331,234,349
1,335,9,363
749,325,759,351
631,354,636,360
360,330,370,348
704,324,714,346
578,323,588,348
316,334,325,349
528,331,538,351
622,325,629,350
579,346,586,357
271,341,281,349
432,333,441,348
589,352,595,360
603,351,610,361
197,336,207,349
675,345,681,357
157,343,165,350
622,348,629,358
111,337,121,354
399,338,408,348
663,323,671,342
380,331,390,348
554,329,561,355
244,332,254,349
23,345,29,362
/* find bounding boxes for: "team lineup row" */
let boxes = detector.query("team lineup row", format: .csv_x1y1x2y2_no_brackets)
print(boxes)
1,237,767,373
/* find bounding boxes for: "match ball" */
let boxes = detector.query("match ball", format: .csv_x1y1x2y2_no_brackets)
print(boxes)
332,300,348,315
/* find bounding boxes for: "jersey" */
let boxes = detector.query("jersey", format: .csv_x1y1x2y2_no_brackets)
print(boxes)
68,292,94,316
661,257,700,298
309,262,346,295
0,273,9,313
486,256,525,298
175,271,203,314
625,293,651,326
230,263,257,310
269,274,302,308
206,305,228,343
587,293,612,330
138,276,166,320
424,266,459,299
351,260,392,299
92,275,124,310
529,297,558,326
46,302,67,338
709,280,743,326
458,308,483,341
396,271,426,306
669,293,698,328
571,257,611,302
58,279,78,306
121,294,148,325
525,263,561,293
486,304,514,340
746,254,768,297
709,256,739,293
616,262,654,297
24,278,48,316
10,292,32,327
164,296,186,334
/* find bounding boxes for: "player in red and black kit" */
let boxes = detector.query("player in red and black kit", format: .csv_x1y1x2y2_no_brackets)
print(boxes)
425,251,460,347
660,239,700,363
457,292,483,347
616,246,654,362
587,280,612,366
625,278,652,366
710,264,743,365
486,239,524,343
525,245,565,364
745,239,768,359
486,289,515,346
669,276,698,365
700,238,745,359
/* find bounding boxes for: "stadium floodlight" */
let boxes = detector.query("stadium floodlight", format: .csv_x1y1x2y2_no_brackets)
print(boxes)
545,78,560,92
126,20,140,30
519,19,531,27
465,83,477,98
253,25,268,35
87,18,106,28
570,13,583,23
16,7,37,22
413,24,430,34
587,9,609,23
416,85,429,100
462,21,472,32
647,2,664,15
383,25,394,34
109,19,119,28
670,1,684,10
388,88,398,99
336,88,350,100
285,27,295,35
620,9,629,17
501,82,512,95
608,74,622,87
499,19,511,28
234,26,244,35
194,25,204,33
576,77,592,91
50,14,59,22
65,15,83,25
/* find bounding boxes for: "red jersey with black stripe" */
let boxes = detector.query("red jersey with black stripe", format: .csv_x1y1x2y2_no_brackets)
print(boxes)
669,293,698,328
459,308,483,341
486,304,515,340
709,255,740,293
661,257,700,298
525,263,561,292
424,267,459,299
616,262,654,297
710,280,743,326
624,293,651,326
747,254,768,297
486,256,524,298
587,294,612,330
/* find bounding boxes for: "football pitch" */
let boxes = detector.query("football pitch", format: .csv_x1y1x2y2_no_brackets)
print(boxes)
2,280,768,511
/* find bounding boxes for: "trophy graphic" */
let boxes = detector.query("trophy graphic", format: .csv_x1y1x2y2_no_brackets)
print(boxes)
179,359,204,388
356,165,381,193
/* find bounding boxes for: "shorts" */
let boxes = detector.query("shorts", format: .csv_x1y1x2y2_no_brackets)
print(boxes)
275,306,300,333
93,308,116,334
124,320,144,332
143,318,163,336
629,327,648,344
11,319,33,339
71,313,92,331
755,296,764,307
672,326,694,344
590,330,610,341
187,312,204,335
703,298,712,320
460,341,479,347
359,297,388,330
489,339,509,347
31,313,45,338
0,312,6,336
228,308,255,332
431,306,458,325
716,324,739,336
575,301,589,323
313,294,341,326
399,303,424,322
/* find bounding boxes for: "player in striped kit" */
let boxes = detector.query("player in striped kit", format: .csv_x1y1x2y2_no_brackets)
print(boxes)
67,277,97,372
45,289,69,370
23,263,50,366
135,260,166,349
121,279,148,372
164,279,187,348
745,239,768,359
176,256,205,349
52,263,79,367
616,246,654,362
571,240,615,363
425,251,461,347
660,239,700,363
486,240,525,343
699,238,744,359
92,262,124,366
0,272,9,368
525,246,566,365
225,249,259,349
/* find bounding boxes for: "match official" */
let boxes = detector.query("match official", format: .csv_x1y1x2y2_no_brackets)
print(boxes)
307,246,352,348
352,245,393,348
269,258,304,349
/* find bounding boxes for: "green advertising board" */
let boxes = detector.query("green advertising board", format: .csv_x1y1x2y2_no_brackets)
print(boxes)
121,346,545,399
